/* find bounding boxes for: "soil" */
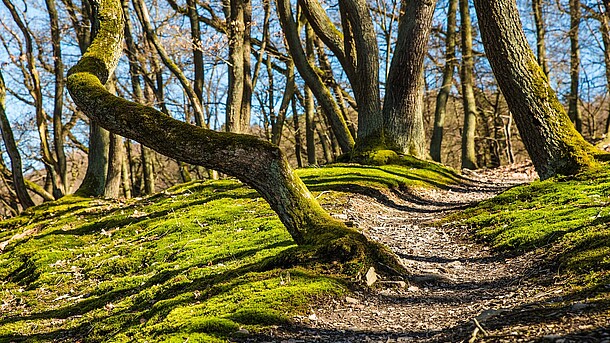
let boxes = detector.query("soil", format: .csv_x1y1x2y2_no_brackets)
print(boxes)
234,163,610,343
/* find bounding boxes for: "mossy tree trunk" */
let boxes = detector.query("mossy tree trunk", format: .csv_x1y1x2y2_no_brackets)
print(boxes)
430,0,458,163
459,0,478,170
67,0,404,275
382,0,437,158
473,0,596,179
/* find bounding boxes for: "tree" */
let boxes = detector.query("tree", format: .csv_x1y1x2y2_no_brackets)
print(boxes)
568,0,582,133
225,0,253,133
459,0,478,170
0,70,35,209
532,0,549,76
297,0,438,158
66,0,404,275
473,0,597,179
430,0,458,163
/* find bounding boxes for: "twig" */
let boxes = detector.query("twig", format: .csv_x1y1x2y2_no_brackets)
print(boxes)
474,318,489,336
468,327,479,343
315,190,331,199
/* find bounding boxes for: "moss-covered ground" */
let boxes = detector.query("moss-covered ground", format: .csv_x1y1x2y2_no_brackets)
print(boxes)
452,162,610,298
0,160,458,342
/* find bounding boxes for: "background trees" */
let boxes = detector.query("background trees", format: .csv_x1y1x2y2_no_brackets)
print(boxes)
0,0,608,214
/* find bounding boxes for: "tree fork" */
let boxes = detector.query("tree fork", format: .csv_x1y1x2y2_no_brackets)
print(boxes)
67,0,405,276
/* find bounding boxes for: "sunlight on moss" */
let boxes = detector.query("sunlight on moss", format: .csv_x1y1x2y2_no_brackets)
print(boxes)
452,162,610,294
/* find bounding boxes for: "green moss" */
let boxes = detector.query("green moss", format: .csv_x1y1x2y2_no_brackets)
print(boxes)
449,162,610,293
526,58,598,179
0,161,463,341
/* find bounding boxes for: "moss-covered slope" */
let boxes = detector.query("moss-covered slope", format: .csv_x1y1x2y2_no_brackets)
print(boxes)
453,163,610,294
0,161,457,342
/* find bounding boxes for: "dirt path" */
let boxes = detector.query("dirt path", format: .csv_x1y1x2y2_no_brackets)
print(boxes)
237,166,610,343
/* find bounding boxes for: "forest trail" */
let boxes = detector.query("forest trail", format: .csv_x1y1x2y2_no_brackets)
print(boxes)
238,165,610,343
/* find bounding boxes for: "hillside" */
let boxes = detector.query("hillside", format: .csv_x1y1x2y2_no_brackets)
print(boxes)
1,161,609,342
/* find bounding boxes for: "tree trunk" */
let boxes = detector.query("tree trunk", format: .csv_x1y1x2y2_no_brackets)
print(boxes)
45,0,68,196
338,0,382,150
276,0,355,153
305,29,317,166
104,133,124,198
186,0,204,106
0,71,35,209
532,0,549,76
225,0,252,133
66,0,405,275
382,0,437,158
141,146,155,195
121,148,132,198
601,2,610,138
292,98,304,168
76,122,110,196
473,0,596,179
459,0,478,170
568,0,582,133
3,0,60,199
430,0,458,162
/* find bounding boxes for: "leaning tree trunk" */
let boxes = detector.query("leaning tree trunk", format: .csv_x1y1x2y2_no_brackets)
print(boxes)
382,0,437,158
473,0,596,179
67,0,404,276
459,0,478,170
430,0,458,163
0,70,35,209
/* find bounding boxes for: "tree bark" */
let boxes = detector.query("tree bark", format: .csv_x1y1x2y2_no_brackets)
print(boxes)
225,0,253,133
338,0,382,149
76,122,110,196
430,0,458,162
292,98,304,168
459,0,478,170
186,0,204,106
0,70,35,209
104,133,124,197
382,0,437,158
473,0,596,179
601,2,610,137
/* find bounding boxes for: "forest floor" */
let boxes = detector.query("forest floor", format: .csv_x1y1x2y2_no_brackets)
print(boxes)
237,164,610,343
2,161,609,342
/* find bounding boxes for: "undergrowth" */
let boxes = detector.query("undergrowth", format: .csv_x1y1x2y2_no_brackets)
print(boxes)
0,161,455,342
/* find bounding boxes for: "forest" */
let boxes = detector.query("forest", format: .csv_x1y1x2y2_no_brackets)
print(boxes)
0,0,609,341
